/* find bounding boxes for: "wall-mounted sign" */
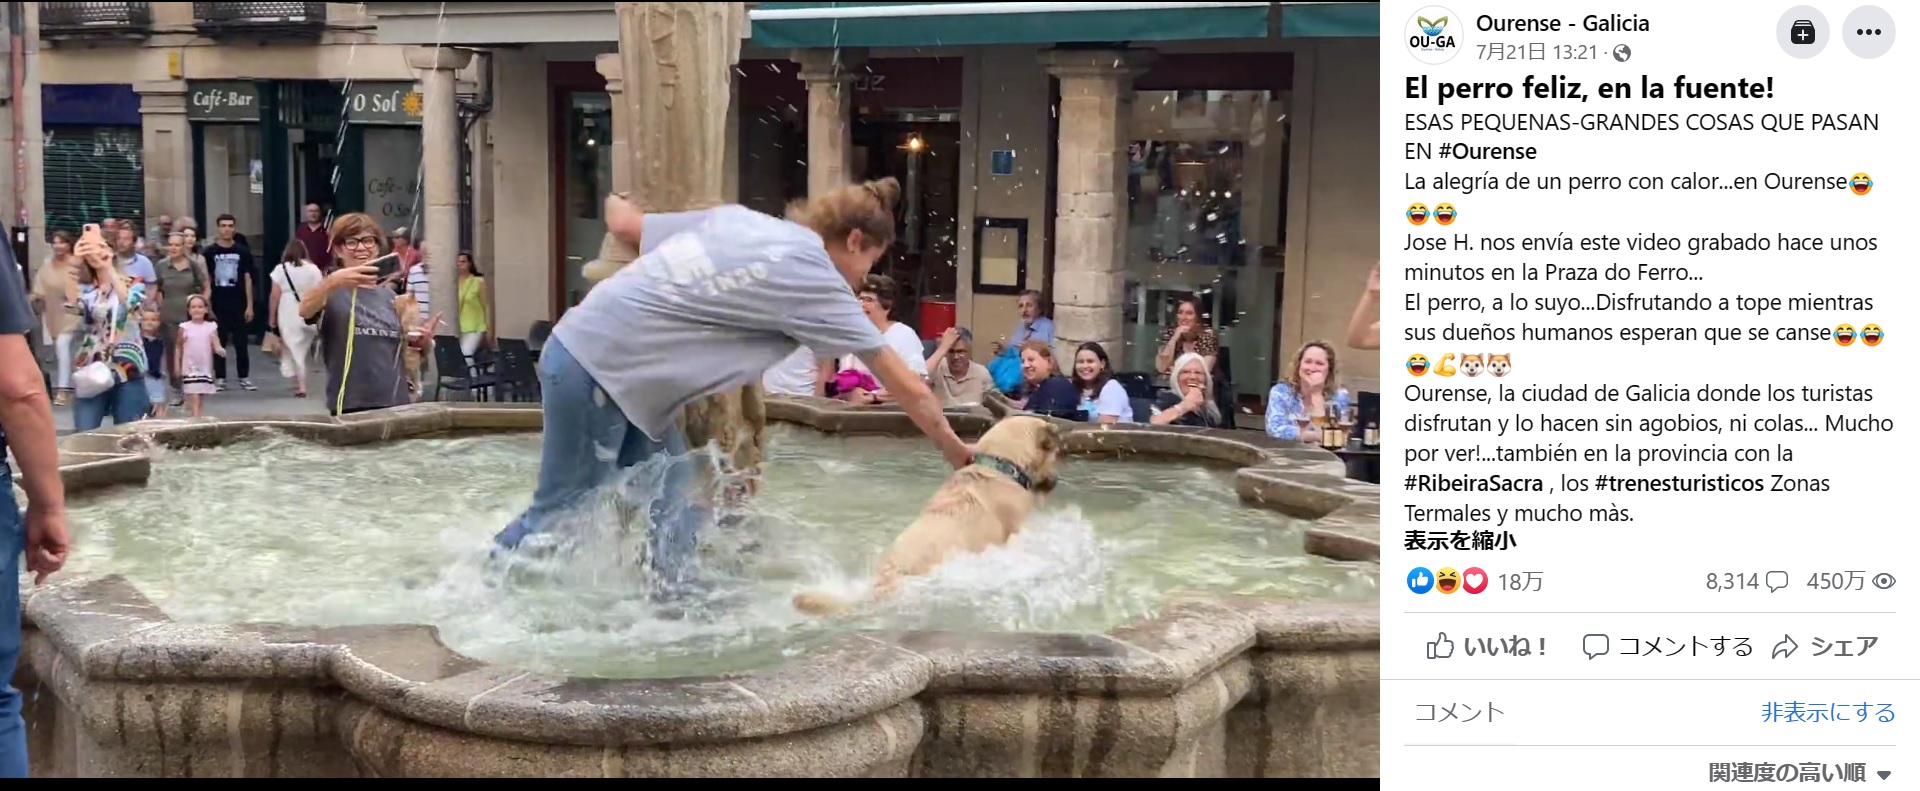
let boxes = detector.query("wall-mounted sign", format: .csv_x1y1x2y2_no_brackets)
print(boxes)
345,82,425,126
187,81,260,123
989,150,1015,177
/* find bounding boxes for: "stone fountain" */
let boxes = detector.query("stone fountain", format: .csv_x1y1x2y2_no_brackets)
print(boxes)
18,398,1378,778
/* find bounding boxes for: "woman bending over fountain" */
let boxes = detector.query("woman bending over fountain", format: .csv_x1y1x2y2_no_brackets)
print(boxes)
492,178,975,584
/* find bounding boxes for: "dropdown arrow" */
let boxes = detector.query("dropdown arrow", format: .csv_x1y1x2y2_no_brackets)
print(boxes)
1878,771,1891,780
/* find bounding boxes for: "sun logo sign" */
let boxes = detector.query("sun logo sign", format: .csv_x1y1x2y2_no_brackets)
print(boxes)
1407,6,1461,65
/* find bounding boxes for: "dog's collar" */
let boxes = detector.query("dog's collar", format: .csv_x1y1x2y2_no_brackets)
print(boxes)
972,453,1035,491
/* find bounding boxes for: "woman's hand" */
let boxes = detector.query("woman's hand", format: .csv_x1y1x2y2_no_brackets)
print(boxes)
75,235,114,272
1181,386,1209,412
944,442,977,470
326,264,380,291
938,327,960,350
991,338,1007,357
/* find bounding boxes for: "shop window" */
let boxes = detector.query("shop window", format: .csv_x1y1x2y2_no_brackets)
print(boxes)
1122,89,1289,397
198,124,267,244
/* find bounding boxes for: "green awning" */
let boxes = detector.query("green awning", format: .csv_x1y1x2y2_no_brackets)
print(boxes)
749,2,1279,49
1280,2,1379,37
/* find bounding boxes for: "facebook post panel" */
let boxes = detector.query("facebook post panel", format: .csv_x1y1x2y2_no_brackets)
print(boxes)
1382,1,1912,786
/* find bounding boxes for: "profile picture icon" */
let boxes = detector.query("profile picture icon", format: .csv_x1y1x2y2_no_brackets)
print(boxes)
1406,6,1462,65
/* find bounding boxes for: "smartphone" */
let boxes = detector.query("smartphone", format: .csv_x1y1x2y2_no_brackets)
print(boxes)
364,251,402,281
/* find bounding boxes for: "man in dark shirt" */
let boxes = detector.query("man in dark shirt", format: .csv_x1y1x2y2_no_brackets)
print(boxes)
205,214,257,390
0,220,71,778
295,203,334,272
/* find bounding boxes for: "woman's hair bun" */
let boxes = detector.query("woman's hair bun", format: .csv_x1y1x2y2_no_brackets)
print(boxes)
863,177,902,210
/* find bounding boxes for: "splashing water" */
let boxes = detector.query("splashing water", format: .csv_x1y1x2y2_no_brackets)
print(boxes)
40,427,1376,678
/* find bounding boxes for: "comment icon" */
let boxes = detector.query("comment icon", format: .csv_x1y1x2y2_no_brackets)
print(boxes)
1765,571,1789,592
1582,634,1610,660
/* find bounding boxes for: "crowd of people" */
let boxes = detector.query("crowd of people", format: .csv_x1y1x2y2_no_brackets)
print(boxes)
20,207,494,429
758,278,1364,444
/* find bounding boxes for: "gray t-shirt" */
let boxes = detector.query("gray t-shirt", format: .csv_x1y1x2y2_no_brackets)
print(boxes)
311,285,409,415
552,205,886,440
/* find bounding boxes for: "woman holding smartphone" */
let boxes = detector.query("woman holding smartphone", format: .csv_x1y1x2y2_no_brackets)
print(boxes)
294,214,438,416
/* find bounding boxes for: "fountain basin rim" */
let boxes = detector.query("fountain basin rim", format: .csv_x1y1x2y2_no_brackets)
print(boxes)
23,400,1380,746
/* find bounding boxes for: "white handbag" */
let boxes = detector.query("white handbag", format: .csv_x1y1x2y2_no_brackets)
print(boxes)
71,360,116,399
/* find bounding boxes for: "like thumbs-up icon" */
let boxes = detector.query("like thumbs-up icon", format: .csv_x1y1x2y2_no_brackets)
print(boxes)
1407,566,1435,594
1426,633,1456,660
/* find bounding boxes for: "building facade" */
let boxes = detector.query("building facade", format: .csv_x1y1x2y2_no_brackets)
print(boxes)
368,0,1382,397
28,2,430,268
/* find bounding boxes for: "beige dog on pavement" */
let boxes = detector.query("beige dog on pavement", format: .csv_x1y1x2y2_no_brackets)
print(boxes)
793,416,1066,616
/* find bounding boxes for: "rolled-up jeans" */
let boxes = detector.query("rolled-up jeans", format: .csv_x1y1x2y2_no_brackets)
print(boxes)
493,335,708,582
2,468,30,777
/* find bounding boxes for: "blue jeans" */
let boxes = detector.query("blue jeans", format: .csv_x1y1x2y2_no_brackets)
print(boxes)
493,336,707,582
2,469,28,778
72,378,148,432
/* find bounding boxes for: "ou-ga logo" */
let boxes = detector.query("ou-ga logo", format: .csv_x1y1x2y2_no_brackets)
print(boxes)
1406,6,1461,65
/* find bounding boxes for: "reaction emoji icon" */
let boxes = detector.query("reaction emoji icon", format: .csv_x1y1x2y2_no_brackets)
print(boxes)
1434,202,1458,225
1851,173,1873,196
1459,353,1485,377
1407,202,1430,225
1407,353,1431,376
1408,567,1435,594
1862,324,1883,346
1434,353,1458,376
1835,324,1856,347
1435,567,1461,594
1487,353,1511,377
1462,567,1489,594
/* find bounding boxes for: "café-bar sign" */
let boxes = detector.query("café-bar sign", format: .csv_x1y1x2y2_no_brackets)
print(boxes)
188,81,260,123
345,82,424,126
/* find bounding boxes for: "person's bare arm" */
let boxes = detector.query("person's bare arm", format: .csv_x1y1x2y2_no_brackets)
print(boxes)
1,339,69,583
1155,328,1183,373
298,276,335,320
1345,263,1381,350
268,280,284,330
864,346,973,469
242,272,255,322
0,333,65,517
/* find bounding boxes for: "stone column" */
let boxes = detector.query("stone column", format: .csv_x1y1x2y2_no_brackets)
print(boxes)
616,3,740,211
406,45,473,337
793,47,866,198
594,53,632,196
135,81,195,225
1041,48,1154,365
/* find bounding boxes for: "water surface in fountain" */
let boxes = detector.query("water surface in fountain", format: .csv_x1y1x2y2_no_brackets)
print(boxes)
41,426,1377,677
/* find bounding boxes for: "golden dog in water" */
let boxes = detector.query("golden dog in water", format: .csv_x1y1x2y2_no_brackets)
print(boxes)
793,416,1066,616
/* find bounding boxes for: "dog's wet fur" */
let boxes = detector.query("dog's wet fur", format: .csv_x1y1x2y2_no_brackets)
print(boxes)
792,416,1065,616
